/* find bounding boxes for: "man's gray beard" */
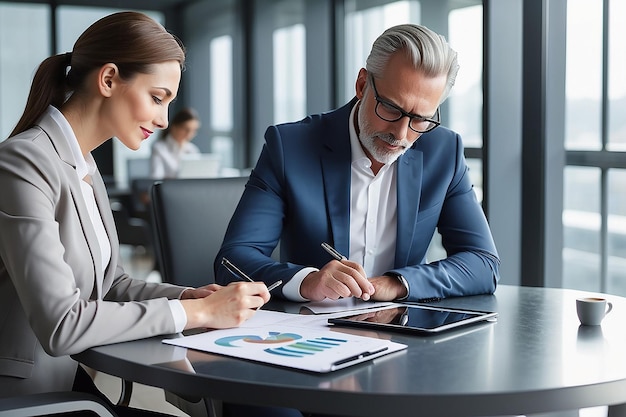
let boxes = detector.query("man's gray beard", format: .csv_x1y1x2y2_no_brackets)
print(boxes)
357,107,411,165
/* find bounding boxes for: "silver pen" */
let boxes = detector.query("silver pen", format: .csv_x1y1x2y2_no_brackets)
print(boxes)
221,257,283,291
321,242,347,261
222,257,254,282
266,280,283,292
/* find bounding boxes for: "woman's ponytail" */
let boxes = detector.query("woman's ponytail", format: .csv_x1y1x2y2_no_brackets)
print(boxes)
9,53,70,138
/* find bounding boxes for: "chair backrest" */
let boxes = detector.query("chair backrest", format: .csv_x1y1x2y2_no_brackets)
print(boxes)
150,176,248,287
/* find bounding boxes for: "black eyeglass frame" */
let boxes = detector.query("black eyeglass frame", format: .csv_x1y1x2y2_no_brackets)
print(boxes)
369,75,441,134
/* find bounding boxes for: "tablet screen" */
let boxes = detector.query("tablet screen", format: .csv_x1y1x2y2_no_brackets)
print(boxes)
328,305,497,334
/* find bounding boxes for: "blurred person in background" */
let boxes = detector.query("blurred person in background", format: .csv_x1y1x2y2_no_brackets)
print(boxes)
150,106,201,179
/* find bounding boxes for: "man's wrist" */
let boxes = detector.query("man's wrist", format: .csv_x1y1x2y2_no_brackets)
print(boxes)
384,272,409,301
284,267,318,302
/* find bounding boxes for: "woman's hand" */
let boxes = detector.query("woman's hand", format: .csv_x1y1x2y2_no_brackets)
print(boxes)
180,283,223,299
181,282,270,330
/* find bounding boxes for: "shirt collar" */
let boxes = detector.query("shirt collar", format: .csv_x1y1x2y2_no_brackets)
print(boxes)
45,105,96,179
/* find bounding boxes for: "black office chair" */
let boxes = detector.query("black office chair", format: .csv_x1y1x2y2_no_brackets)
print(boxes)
150,176,248,287
0,391,118,417
151,177,250,417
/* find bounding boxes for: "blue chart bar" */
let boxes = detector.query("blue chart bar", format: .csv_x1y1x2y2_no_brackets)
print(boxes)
265,337,348,358
305,339,341,347
319,336,348,343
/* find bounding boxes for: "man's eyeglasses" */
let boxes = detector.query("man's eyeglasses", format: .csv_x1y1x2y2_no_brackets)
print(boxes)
369,76,440,134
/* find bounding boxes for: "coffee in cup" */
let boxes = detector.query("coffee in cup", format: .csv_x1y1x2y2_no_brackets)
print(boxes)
576,297,613,326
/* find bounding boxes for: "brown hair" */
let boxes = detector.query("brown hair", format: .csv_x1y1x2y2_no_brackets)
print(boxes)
159,107,200,140
9,11,186,137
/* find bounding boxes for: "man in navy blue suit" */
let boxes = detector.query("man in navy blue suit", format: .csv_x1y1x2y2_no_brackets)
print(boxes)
215,23,500,304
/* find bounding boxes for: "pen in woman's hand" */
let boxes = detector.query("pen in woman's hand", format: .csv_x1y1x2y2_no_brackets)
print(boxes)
321,242,347,261
221,257,283,292
266,280,283,292
221,257,254,282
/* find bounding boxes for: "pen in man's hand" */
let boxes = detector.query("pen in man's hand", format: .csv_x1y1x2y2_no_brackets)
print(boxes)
322,242,374,301
221,257,283,292
321,242,347,261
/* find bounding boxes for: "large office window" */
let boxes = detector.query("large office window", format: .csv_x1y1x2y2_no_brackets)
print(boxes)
57,7,131,50
210,35,235,169
607,0,626,152
563,0,626,295
183,0,242,171
0,3,49,141
273,23,306,124
563,166,601,291
448,4,483,199
608,170,626,293
448,5,483,149
563,0,603,152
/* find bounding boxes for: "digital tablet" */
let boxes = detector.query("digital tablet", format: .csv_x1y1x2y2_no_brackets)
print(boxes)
328,304,497,334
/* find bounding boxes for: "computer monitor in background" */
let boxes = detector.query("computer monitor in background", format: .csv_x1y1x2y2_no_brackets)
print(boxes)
178,154,221,179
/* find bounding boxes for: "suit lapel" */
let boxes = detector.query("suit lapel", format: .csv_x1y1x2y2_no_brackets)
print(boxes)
320,100,355,256
321,142,351,256
38,114,105,298
395,147,423,267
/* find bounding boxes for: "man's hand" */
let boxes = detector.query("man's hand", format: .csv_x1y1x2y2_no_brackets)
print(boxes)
368,275,408,301
300,260,374,301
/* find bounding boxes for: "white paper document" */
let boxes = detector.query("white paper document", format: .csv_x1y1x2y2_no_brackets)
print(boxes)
300,298,394,314
164,311,406,373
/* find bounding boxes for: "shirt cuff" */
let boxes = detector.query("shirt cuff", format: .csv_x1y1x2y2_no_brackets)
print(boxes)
282,267,319,302
168,299,187,333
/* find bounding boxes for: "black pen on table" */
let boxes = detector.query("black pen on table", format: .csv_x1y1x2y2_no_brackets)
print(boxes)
221,257,283,292
321,242,347,261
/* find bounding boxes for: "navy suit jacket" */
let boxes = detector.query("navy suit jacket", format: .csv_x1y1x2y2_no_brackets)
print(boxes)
215,98,500,301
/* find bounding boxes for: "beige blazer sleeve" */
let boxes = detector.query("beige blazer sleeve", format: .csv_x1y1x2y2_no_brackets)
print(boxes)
0,113,188,386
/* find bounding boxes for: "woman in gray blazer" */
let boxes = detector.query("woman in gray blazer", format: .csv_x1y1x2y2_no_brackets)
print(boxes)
0,11,273,410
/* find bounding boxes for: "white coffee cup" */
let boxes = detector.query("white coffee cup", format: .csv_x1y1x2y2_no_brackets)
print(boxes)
576,297,613,326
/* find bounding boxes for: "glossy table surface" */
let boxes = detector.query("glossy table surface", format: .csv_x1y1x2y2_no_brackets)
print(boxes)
73,285,626,416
